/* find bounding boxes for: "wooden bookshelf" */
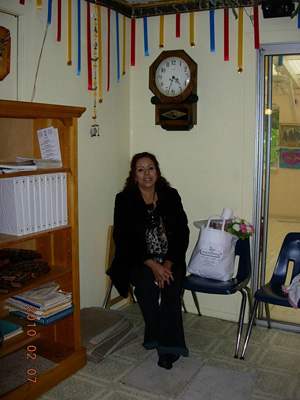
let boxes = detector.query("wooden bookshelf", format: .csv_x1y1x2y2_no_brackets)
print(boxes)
0,100,86,399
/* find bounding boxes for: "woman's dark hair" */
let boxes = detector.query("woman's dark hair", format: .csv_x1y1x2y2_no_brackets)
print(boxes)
123,152,170,190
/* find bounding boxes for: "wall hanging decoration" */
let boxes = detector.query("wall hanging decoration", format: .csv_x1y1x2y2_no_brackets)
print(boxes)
149,49,198,131
279,148,300,169
279,124,300,147
67,0,72,65
90,4,101,137
0,27,11,81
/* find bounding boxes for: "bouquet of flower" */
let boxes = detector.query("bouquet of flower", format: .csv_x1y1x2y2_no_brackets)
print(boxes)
225,217,255,240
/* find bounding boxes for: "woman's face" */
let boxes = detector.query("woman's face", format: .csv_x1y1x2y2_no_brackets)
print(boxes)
135,157,158,191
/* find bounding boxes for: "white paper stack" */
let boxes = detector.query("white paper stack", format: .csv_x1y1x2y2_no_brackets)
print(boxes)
0,173,68,236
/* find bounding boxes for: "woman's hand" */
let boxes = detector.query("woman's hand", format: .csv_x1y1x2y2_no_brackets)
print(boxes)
144,259,174,289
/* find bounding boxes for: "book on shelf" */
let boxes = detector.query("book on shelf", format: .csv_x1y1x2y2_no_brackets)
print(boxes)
10,305,74,326
16,157,62,170
0,161,37,174
0,319,23,341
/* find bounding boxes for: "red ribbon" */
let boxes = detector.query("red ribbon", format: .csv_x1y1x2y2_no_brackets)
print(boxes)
253,6,260,49
87,2,92,90
131,19,136,66
176,14,180,37
224,9,229,61
57,0,62,42
107,8,111,91
20,0,25,4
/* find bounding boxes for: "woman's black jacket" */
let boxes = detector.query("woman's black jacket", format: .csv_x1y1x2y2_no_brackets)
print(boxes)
109,184,189,298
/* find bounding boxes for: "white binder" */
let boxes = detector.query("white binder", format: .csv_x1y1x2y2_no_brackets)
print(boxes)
28,175,36,233
0,177,25,236
20,176,31,235
61,173,68,226
50,174,58,228
39,175,47,230
56,174,62,226
34,175,42,232
45,174,53,229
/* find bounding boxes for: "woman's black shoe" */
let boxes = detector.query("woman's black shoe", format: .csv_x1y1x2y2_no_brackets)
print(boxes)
158,353,180,370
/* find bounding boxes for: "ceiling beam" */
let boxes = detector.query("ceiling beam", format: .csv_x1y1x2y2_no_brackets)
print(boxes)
86,0,263,19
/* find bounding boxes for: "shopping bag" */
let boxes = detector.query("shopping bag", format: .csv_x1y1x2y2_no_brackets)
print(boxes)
188,215,238,281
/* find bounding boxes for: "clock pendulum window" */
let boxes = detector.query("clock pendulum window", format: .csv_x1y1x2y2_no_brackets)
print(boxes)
149,50,198,131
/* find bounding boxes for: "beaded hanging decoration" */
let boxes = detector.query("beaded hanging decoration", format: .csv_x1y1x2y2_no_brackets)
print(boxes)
90,5,100,137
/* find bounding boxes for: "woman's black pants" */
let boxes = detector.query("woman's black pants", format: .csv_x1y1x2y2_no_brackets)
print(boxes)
129,263,189,357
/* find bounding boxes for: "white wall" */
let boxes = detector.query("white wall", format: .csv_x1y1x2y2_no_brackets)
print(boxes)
0,0,299,320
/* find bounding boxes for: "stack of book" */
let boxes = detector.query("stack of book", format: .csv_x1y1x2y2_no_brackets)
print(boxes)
5,282,73,325
0,172,68,236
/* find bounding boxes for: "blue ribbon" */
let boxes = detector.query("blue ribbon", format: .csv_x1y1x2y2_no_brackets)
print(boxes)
210,10,215,52
298,12,300,29
143,18,149,56
278,55,283,66
116,12,120,83
47,0,52,24
77,0,81,76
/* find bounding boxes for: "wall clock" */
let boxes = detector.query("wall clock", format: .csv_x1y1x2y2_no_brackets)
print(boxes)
149,49,198,131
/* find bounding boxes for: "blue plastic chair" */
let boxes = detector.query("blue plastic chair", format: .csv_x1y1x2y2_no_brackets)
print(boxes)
181,238,253,358
240,232,300,359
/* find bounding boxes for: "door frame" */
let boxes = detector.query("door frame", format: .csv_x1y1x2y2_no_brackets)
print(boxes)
252,42,300,330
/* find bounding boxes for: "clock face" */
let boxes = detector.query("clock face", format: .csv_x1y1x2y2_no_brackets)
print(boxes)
155,56,191,97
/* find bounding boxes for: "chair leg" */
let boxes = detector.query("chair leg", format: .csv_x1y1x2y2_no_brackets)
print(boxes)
102,281,113,308
265,303,271,328
192,291,202,316
181,289,188,313
129,285,137,304
234,289,247,358
240,299,259,359
243,286,254,320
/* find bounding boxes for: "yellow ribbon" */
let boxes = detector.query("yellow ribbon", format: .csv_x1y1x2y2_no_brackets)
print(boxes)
190,12,195,47
159,16,164,48
67,0,72,65
37,0,42,10
97,5,103,103
237,8,243,73
123,15,126,75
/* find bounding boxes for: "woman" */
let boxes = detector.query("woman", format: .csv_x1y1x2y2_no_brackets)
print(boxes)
109,152,189,370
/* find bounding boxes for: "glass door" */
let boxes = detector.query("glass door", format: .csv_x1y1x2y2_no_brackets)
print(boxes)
254,43,300,327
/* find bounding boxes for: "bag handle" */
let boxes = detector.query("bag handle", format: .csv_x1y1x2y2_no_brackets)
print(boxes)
206,215,226,231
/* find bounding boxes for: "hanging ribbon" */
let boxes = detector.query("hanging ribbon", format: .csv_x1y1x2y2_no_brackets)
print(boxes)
210,10,215,52
57,0,61,42
298,12,300,28
77,0,81,75
176,14,180,38
47,0,52,24
237,8,244,73
278,55,283,66
116,12,120,82
107,8,111,91
131,19,136,66
224,9,229,61
159,16,164,48
20,0,25,4
67,0,72,65
189,12,195,47
97,5,103,102
87,1,92,89
37,0,42,9
253,6,260,49
143,18,149,56
123,15,126,75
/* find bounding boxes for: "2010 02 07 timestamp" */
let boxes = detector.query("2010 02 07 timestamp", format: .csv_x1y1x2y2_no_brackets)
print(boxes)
26,306,38,383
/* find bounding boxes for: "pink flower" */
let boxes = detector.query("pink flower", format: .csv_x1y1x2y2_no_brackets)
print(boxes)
240,224,247,233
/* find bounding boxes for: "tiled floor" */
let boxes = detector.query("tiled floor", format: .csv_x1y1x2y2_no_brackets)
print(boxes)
39,302,300,400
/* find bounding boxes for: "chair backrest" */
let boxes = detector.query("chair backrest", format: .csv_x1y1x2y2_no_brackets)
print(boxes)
235,238,251,282
105,225,115,273
271,232,300,284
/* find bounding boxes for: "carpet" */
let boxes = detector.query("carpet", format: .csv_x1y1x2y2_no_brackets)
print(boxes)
122,353,257,399
122,352,204,397
180,365,257,400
